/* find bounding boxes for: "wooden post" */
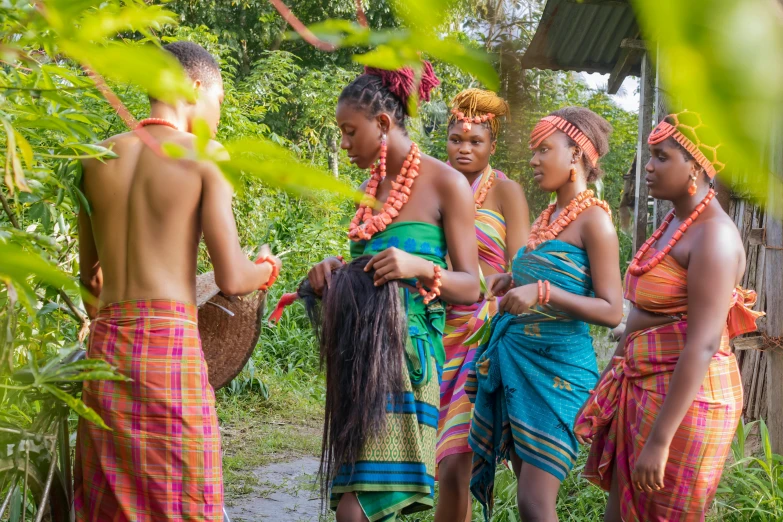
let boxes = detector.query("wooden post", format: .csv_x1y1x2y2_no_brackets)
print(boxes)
651,54,674,227
766,121,783,454
633,52,654,252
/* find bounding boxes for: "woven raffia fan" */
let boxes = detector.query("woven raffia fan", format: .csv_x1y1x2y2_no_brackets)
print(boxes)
196,272,266,390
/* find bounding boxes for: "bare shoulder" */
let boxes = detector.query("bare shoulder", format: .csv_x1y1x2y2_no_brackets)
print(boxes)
81,131,134,172
420,154,470,193
493,178,526,202
205,139,230,161
580,204,617,241
693,211,742,253
196,139,230,181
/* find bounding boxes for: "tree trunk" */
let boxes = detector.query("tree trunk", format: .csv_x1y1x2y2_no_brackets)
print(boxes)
328,135,339,178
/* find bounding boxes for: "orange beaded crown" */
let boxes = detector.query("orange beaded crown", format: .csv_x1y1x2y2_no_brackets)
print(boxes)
529,115,600,167
647,110,724,179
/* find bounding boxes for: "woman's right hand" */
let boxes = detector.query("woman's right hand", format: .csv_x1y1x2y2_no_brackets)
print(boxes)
307,256,345,295
485,272,513,299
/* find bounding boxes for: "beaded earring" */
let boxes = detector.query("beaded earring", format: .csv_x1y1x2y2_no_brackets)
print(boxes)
688,173,698,196
380,133,387,170
570,165,577,182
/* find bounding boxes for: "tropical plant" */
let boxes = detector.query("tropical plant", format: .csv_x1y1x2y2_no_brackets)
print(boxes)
713,419,783,521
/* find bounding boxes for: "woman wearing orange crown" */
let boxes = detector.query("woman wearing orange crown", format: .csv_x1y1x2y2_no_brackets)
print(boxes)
575,111,764,521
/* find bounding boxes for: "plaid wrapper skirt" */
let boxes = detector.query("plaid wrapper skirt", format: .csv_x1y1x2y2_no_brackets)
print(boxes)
575,321,742,522
74,300,223,522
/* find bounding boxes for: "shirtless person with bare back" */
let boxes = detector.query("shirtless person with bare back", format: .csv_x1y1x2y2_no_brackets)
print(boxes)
74,41,279,522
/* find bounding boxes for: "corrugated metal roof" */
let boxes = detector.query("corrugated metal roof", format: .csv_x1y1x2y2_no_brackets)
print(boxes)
521,0,641,75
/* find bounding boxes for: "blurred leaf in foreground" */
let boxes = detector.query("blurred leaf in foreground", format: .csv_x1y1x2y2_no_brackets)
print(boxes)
633,0,783,207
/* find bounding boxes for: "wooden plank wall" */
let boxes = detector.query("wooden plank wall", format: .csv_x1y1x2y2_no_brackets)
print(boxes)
730,197,769,421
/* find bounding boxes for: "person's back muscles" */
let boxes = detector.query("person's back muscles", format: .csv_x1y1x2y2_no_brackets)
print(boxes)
74,41,279,522
79,128,274,311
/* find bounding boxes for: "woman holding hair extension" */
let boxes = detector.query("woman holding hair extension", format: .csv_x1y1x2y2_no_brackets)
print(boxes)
435,88,529,522
307,63,480,522
575,111,763,522
467,107,624,522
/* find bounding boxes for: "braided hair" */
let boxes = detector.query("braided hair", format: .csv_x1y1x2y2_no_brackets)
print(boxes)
448,88,510,140
338,62,440,131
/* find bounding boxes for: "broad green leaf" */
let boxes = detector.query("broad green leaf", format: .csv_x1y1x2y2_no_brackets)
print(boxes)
78,4,178,42
761,420,774,469
62,143,119,160
222,138,361,201
414,35,499,91
44,358,129,382
41,384,111,430
0,243,76,292
193,118,211,156
633,0,783,208
464,318,490,346
293,19,370,47
74,186,92,215
44,0,104,32
353,45,417,71
1,118,30,193
161,142,188,159
391,0,460,32
220,157,360,201
13,130,33,169
61,42,195,104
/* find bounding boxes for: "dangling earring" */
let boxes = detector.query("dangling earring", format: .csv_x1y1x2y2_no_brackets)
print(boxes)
570,165,577,182
688,173,697,196
379,133,387,177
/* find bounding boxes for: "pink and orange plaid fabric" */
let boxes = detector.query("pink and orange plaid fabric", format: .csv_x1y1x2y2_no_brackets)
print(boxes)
74,300,223,522
575,250,762,521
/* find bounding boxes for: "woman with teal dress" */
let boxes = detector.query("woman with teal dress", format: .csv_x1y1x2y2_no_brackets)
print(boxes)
466,107,624,521
307,63,480,522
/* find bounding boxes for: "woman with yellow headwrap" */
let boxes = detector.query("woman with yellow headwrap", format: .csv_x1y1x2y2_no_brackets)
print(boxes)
435,88,530,522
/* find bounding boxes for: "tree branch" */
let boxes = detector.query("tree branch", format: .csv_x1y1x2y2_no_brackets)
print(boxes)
0,189,19,228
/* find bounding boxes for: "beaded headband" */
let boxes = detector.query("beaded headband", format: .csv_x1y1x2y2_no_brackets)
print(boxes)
647,111,723,179
451,108,495,133
529,115,599,167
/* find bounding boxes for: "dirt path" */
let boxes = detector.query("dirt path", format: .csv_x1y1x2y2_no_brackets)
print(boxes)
226,457,321,522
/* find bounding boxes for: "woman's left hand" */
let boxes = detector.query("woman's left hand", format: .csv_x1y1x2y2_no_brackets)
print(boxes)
498,283,539,315
631,440,669,493
365,247,431,286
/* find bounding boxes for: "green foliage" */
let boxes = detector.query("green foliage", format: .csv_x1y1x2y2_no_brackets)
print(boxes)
713,419,783,521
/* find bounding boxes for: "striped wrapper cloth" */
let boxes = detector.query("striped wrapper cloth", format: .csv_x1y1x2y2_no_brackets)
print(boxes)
436,168,508,465
574,248,764,521
436,203,506,463
74,300,223,522
467,240,600,520
332,222,447,521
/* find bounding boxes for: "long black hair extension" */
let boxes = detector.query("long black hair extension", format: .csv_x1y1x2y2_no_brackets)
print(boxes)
297,255,407,504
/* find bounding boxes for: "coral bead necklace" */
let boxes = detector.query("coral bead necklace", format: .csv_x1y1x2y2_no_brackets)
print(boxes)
474,166,495,210
628,188,716,276
137,118,180,131
348,141,421,242
527,189,611,250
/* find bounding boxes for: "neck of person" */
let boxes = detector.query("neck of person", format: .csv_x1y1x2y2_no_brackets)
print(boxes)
384,133,414,179
672,183,712,220
462,164,490,187
148,102,191,133
554,176,589,210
